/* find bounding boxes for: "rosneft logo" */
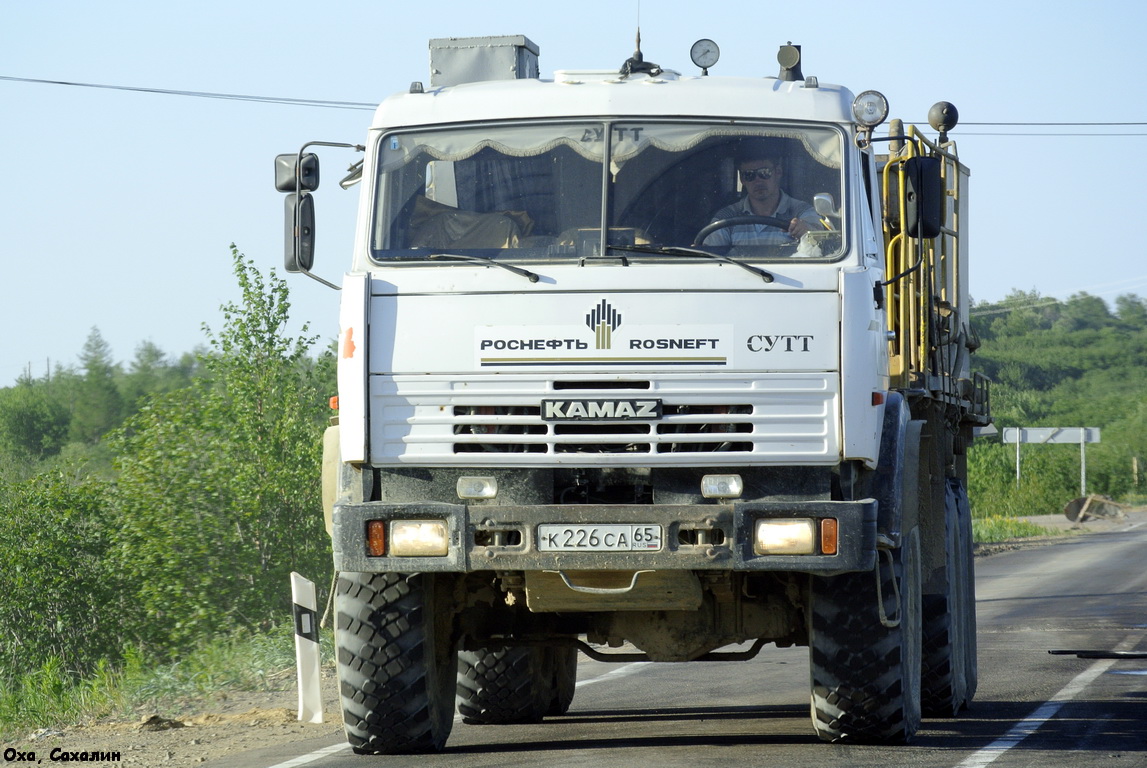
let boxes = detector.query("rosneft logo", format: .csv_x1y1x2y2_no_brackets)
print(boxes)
586,300,622,350
474,299,731,367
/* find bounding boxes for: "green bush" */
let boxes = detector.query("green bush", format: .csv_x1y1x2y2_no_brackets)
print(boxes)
110,247,333,652
0,473,125,678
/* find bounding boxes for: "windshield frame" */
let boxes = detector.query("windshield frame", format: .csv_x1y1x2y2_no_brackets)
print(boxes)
367,117,851,266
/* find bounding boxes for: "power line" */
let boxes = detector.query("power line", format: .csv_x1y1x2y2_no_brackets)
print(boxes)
0,75,376,110
960,121,1147,126
959,134,1147,138
918,121,1147,137
959,131,1147,136
5,74,1147,128
970,299,1062,317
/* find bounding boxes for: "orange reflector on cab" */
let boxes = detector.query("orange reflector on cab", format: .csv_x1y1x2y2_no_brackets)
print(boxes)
871,391,886,406
366,520,387,556
820,518,839,555
329,396,340,411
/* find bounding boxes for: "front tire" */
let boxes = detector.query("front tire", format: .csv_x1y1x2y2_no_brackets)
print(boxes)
334,572,457,754
809,528,923,743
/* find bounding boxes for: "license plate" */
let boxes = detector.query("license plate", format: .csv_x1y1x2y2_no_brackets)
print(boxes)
536,524,662,552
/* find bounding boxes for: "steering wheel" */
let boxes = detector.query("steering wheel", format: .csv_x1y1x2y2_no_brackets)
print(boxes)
692,215,794,247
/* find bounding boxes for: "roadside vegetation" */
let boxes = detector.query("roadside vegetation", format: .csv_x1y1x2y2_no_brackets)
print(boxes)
966,289,1147,516
2,268,1145,741
971,515,1066,544
0,248,334,741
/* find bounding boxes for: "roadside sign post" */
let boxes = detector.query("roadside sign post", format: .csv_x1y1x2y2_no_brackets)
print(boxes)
1000,427,1101,495
291,572,323,723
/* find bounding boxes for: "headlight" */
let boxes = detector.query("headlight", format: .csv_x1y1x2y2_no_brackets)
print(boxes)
852,90,889,128
754,519,816,555
390,520,450,557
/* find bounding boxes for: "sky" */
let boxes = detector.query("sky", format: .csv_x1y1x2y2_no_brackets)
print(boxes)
3,1,1146,387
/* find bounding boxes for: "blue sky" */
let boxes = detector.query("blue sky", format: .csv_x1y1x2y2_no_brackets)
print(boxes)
3,1,1145,386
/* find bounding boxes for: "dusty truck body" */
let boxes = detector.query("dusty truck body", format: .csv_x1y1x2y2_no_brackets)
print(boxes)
277,35,990,753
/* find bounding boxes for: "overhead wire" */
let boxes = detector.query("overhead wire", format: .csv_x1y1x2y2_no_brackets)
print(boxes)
6,73,1147,312
3,74,1146,129
0,74,376,110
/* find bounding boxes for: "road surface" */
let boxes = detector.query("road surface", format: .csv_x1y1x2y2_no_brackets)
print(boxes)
216,516,1147,768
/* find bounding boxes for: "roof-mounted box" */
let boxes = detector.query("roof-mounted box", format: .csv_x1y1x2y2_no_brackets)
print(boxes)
429,35,540,87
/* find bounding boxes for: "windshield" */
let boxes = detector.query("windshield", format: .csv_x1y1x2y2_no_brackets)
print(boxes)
370,121,845,262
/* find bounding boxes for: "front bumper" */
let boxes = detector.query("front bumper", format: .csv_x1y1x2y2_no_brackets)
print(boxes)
331,499,877,575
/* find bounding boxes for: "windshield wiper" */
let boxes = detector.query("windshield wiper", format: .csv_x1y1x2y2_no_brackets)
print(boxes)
607,244,775,283
428,253,541,283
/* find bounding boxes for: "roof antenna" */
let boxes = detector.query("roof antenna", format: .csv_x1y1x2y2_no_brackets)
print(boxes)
619,27,662,78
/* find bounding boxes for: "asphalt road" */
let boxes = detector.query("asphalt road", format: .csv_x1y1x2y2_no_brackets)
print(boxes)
219,517,1147,768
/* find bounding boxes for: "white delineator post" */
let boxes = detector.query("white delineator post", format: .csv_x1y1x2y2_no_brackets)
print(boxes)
291,572,323,723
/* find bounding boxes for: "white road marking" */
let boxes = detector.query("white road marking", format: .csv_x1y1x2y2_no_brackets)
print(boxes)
264,742,349,768
575,660,653,688
956,632,1141,767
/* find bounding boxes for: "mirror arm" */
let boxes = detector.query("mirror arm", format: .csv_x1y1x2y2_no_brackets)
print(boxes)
289,142,365,291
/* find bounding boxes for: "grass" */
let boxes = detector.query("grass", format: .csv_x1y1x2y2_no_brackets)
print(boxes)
0,624,333,744
972,515,1068,543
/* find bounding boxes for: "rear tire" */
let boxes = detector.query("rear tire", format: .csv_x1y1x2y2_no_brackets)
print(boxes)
920,478,970,717
457,646,552,724
548,645,578,715
810,528,922,743
334,572,456,754
954,479,978,702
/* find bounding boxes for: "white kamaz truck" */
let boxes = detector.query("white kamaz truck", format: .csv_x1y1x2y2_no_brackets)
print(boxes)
276,35,990,753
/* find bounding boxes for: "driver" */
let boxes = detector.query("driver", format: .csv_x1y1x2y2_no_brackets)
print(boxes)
703,140,822,247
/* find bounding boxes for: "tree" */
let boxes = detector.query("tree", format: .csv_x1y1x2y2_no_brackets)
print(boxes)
119,341,200,408
1053,292,1112,333
0,377,70,465
68,328,124,444
111,247,333,651
1115,294,1147,327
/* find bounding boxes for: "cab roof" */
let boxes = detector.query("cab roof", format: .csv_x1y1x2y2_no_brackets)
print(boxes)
371,72,858,131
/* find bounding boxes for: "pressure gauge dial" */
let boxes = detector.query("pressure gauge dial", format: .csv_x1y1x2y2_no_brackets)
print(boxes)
690,39,720,72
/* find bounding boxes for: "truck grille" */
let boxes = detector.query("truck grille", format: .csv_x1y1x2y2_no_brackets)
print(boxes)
452,404,754,454
370,374,838,465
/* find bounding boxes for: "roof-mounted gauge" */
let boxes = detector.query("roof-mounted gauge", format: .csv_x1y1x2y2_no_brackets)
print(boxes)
690,39,720,75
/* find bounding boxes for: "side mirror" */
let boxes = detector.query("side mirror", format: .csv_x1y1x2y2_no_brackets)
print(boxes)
901,156,942,239
284,192,315,272
273,141,360,291
275,153,320,192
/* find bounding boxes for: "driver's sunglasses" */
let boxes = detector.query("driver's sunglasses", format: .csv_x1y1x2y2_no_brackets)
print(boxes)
740,166,776,182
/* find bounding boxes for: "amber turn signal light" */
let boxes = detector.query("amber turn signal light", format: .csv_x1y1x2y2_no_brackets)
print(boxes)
366,520,387,556
820,518,838,555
